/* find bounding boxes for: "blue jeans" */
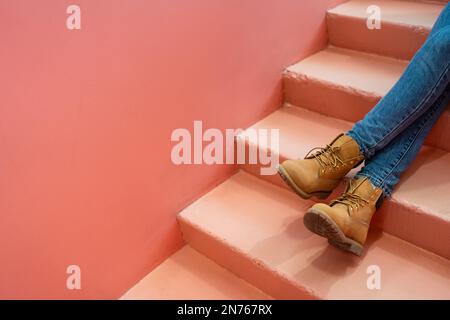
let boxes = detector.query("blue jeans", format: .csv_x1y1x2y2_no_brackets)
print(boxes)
347,3,450,197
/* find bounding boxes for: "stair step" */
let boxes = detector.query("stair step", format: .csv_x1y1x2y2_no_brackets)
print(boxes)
327,0,445,60
239,104,450,259
121,245,272,300
178,171,450,299
283,46,450,152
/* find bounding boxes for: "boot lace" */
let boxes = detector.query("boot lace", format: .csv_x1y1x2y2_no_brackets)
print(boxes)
305,144,344,169
330,178,370,214
331,193,369,212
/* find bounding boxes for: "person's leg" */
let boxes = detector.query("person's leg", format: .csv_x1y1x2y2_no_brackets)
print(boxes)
277,5,450,203
302,16,450,255
347,15,450,160
347,26,450,194
356,84,450,196
302,87,449,256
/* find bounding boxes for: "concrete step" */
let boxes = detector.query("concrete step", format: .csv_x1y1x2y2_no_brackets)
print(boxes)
239,104,450,259
283,46,450,152
121,245,272,300
327,0,445,60
178,170,450,299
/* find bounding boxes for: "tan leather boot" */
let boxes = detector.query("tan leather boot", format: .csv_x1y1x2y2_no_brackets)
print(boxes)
277,134,364,199
303,177,384,256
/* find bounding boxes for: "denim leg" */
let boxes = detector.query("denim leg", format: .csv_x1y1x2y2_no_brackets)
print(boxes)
347,25,450,159
355,86,450,196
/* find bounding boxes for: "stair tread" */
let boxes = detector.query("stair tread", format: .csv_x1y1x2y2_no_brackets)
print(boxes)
328,0,444,29
285,46,408,98
179,171,450,299
242,105,450,221
121,245,272,300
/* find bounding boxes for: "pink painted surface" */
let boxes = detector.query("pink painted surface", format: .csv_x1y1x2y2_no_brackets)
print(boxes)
121,246,272,300
0,0,343,299
329,0,442,27
178,171,450,300
283,46,450,152
287,47,408,98
327,0,445,60
239,105,450,259
283,46,407,121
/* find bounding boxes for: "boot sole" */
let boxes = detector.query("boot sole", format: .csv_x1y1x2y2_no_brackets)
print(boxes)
303,208,363,256
276,165,331,200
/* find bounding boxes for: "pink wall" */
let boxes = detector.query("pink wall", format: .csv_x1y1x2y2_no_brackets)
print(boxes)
0,0,343,299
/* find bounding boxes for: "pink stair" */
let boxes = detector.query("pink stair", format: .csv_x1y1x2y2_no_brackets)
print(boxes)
121,246,271,300
240,105,450,260
178,171,450,299
327,0,444,60
125,0,450,299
